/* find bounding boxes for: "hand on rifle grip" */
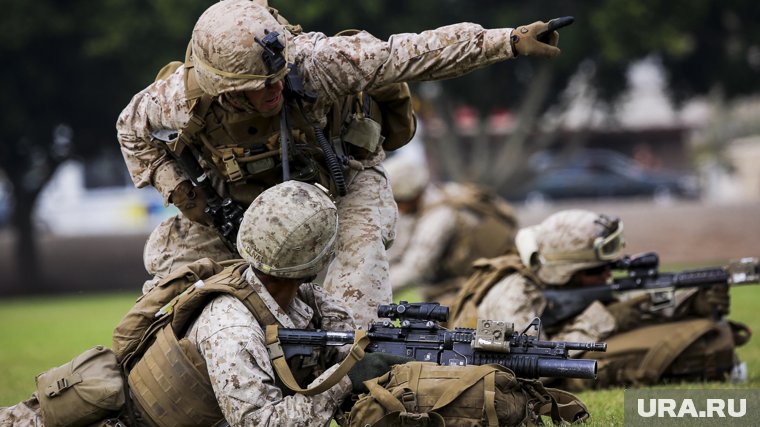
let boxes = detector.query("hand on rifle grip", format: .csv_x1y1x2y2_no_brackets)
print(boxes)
170,180,213,225
606,294,650,333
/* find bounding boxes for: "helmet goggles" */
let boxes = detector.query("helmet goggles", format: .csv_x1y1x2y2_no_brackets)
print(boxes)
541,215,625,264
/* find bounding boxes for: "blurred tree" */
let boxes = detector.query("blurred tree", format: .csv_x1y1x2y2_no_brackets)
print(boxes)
0,0,208,285
1,0,758,286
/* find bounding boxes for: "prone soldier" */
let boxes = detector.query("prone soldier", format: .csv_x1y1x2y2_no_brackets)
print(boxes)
449,209,751,389
0,183,590,426
0,181,409,426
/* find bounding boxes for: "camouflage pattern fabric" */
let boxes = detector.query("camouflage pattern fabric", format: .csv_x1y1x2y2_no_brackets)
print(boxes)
142,213,237,294
0,396,43,426
478,272,616,345
117,23,515,203
389,183,468,291
185,268,355,426
322,166,397,326
141,167,395,326
0,267,356,427
117,4,516,325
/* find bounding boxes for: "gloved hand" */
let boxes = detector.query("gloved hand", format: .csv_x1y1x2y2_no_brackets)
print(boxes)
347,353,414,394
691,284,730,318
170,180,213,225
606,294,650,333
510,21,560,58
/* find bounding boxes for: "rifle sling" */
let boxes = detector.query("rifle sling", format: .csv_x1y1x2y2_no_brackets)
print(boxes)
265,325,369,396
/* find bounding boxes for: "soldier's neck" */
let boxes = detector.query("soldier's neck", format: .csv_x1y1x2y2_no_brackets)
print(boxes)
263,279,301,310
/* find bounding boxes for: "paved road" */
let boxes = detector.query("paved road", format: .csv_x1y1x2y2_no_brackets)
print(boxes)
1,199,758,296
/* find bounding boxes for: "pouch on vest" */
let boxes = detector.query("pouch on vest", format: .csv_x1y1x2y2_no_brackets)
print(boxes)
344,362,588,427
367,82,416,151
35,346,125,427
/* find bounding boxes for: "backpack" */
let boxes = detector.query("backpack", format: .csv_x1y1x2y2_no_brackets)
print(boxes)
111,257,227,361
344,362,589,427
567,318,751,390
427,184,519,284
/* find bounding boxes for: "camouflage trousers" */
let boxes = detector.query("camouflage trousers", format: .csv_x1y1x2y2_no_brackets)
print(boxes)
0,396,43,426
142,166,398,326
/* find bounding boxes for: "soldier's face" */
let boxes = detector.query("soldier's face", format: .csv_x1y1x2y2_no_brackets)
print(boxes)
244,79,285,115
575,264,612,287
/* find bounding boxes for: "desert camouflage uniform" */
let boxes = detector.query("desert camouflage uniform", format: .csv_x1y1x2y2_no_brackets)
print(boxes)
456,209,621,345
0,397,42,426
185,268,354,426
118,7,518,324
477,273,616,345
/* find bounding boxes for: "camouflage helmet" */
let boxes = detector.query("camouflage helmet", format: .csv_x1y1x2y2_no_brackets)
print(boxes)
190,0,291,96
384,155,430,202
534,209,625,285
237,181,338,279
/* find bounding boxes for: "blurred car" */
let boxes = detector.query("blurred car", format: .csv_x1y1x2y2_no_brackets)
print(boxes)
506,149,701,203
0,177,11,228
34,160,177,236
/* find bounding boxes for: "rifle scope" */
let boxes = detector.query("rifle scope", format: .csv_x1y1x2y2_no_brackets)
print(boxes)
377,301,449,323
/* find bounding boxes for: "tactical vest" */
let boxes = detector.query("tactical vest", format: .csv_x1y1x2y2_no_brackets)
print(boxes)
448,254,536,329
115,259,327,427
425,184,518,285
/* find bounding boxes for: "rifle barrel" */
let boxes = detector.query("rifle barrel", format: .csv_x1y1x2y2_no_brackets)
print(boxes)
473,353,597,379
533,340,607,352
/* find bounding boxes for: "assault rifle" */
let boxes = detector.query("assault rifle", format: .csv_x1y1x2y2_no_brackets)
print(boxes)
152,129,245,253
276,302,606,380
541,252,760,327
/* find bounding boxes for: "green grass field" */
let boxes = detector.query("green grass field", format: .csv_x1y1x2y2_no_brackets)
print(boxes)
2,285,759,426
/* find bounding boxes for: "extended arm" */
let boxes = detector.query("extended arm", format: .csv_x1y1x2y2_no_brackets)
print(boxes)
294,23,517,103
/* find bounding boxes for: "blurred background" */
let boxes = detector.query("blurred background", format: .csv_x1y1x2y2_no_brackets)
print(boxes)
1,0,759,296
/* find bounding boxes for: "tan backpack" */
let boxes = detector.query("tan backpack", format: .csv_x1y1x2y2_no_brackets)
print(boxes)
111,257,227,361
566,318,751,390
426,185,519,286
344,362,589,427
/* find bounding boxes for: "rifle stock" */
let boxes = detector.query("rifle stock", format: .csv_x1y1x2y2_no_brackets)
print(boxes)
278,303,606,380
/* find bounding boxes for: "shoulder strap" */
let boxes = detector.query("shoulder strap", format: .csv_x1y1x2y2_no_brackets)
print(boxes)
264,325,370,396
158,261,279,337
428,184,516,226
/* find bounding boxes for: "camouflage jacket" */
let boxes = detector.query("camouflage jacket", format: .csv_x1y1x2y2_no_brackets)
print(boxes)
185,268,355,426
117,24,516,202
